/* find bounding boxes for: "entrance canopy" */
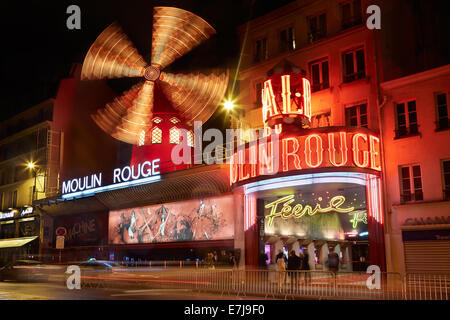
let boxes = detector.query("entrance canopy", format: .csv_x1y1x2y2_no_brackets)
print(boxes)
0,236,38,249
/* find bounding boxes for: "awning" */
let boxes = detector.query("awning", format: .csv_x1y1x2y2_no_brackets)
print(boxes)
0,236,38,249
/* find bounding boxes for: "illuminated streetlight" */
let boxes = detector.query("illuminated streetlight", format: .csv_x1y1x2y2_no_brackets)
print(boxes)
27,162,35,169
224,100,234,110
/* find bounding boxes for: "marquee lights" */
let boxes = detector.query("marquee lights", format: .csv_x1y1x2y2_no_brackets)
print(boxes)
230,131,381,185
264,194,354,227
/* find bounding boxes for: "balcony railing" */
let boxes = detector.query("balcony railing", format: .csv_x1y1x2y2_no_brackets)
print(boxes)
312,82,330,92
436,118,450,131
444,188,450,200
394,125,419,139
401,191,424,203
308,30,326,43
342,16,363,30
343,70,365,83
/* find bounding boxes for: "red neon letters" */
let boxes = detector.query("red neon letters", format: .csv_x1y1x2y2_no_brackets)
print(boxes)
230,131,381,185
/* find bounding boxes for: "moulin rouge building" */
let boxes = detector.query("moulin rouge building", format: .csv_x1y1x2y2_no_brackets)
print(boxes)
29,2,449,273
33,4,385,271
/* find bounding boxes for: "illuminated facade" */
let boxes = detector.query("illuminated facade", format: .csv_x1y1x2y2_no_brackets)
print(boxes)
232,0,384,270
0,99,61,264
380,65,450,273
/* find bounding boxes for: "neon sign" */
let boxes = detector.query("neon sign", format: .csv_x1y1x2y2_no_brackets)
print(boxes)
262,74,312,127
230,130,381,185
349,211,368,228
264,195,354,227
61,159,161,199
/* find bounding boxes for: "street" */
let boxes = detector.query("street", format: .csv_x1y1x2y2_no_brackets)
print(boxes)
0,281,271,300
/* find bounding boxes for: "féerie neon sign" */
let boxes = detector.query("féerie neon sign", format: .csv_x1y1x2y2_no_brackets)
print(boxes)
264,195,354,227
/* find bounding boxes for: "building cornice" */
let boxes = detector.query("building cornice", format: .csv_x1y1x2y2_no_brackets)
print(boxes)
0,121,52,146
381,64,450,90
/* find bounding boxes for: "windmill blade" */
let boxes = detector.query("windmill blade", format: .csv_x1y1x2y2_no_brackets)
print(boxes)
159,70,229,124
82,22,147,80
91,81,155,145
151,7,216,69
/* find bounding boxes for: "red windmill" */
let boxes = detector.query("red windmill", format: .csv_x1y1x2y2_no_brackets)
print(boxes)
81,7,229,172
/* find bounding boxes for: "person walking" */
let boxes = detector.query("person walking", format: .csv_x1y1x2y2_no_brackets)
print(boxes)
300,247,311,284
276,253,286,292
327,247,340,273
259,250,269,269
327,247,340,288
287,250,301,290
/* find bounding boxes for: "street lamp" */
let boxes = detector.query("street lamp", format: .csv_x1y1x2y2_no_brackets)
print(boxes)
224,100,234,110
26,162,37,201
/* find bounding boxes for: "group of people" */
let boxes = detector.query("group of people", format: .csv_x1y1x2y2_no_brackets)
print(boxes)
205,250,236,269
274,249,311,289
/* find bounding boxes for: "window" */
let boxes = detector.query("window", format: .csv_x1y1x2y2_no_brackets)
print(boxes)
254,82,263,108
254,38,268,62
341,0,362,29
12,190,18,208
307,13,327,42
169,117,180,124
280,27,295,52
310,112,331,128
152,117,162,124
345,104,368,128
169,127,180,144
187,131,194,147
310,58,329,92
138,130,146,147
151,127,162,144
343,47,365,82
436,93,449,130
395,100,419,138
442,160,450,200
399,165,423,203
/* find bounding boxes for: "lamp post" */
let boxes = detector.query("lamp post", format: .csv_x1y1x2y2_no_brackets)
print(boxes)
27,162,37,201
26,162,43,260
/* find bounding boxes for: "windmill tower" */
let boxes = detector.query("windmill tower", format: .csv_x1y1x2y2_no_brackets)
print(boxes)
81,7,229,172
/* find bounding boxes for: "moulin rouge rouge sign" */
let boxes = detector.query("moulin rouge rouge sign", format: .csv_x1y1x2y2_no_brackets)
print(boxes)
230,73,381,185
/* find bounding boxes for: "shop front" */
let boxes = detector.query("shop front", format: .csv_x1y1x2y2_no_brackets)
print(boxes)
0,207,41,264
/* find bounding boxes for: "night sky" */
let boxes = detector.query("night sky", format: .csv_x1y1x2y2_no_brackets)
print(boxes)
0,0,294,123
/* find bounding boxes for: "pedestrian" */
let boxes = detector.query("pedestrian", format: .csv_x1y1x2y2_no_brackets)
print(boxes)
276,252,286,291
300,247,311,284
259,250,269,269
213,251,218,267
275,249,286,263
287,250,301,288
228,251,237,268
327,247,340,273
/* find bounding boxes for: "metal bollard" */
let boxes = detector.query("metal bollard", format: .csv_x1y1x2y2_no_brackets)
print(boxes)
164,261,167,268
180,260,182,268
196,261,199,269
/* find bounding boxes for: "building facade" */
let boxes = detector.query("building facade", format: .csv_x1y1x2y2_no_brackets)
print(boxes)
380,65,450,273
0,99,61,263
